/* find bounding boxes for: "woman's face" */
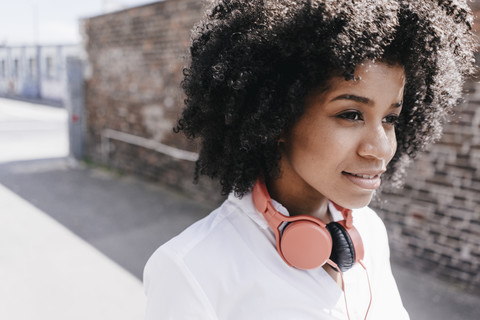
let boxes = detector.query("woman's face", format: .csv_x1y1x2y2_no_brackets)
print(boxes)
279,61,405,210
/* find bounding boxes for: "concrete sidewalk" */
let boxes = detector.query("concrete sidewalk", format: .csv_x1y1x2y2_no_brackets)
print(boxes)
0,181,146,320
1,98,480,319
0,98,146,319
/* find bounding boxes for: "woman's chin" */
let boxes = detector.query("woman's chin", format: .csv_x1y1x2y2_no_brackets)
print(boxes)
334,192,374,210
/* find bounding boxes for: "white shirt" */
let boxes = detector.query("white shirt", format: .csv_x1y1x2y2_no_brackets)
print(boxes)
144,192,410,319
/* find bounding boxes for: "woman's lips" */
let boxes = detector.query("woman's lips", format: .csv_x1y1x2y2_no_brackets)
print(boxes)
342,171,382,190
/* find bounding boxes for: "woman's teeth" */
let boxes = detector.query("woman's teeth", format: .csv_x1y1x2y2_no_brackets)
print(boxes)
351,173,375,179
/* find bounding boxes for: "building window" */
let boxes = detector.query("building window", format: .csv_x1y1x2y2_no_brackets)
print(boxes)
46,56,55,78
13,59,19,78
28,58,37,77
0,60,5,78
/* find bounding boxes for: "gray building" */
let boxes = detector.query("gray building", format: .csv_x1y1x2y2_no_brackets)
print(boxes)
0,44,80,106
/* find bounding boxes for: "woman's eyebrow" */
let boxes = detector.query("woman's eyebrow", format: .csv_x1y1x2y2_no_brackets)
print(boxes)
330,94,403,108
330,94,371,104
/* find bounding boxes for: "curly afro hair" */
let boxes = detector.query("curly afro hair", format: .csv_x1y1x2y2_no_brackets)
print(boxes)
175,0,477,196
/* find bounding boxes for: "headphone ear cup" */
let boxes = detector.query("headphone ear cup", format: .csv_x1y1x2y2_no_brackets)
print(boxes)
326,222,356,272
280,221,333,270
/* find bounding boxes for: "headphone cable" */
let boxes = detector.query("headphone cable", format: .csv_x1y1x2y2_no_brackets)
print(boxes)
327,259,372,320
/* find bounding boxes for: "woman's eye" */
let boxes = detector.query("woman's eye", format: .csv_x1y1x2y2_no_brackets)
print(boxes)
383,114,399,125
337,111,363,121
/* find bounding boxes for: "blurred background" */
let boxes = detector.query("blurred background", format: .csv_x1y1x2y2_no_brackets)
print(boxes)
0,0,479,319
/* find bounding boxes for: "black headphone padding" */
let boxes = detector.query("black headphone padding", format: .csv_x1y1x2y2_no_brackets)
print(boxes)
326,222,356,272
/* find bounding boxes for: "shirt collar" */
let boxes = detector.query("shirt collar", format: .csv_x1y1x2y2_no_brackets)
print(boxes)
328,202,345,222
228,192,270,229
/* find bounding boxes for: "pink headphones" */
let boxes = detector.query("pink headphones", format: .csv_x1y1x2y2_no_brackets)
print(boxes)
252,178,364,271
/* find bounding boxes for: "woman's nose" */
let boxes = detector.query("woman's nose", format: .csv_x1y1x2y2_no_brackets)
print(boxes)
357,124,396,161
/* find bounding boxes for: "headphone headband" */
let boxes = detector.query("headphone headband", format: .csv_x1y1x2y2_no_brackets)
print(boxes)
252,177,364,270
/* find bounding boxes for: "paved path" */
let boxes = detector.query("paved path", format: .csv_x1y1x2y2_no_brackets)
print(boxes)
0,182,145,320
1,98,480,319
0,99,146,320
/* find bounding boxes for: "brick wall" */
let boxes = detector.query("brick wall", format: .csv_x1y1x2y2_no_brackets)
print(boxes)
82,0,223,203
83,0,480,293
369,5,480,295
372,81,480,294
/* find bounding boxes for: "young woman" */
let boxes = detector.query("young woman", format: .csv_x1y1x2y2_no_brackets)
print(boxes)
144,1,476,319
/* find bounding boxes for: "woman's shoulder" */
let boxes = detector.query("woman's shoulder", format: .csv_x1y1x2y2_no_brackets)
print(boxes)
143,197,245,304
142,203,235,320
154,200,236,258
146,193,263,267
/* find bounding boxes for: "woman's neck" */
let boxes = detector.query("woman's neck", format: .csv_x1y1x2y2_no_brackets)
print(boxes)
266,174,332,223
